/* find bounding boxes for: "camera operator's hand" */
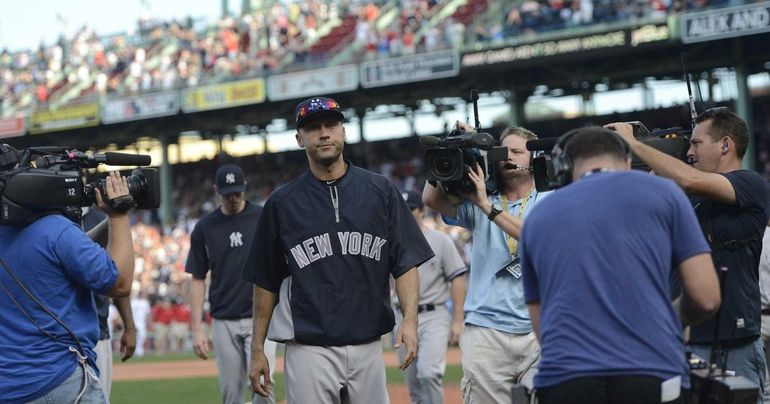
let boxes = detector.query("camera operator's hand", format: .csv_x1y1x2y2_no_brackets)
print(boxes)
454,120,474,133
604,122,638,146
95,171,132,217
463,163,492,213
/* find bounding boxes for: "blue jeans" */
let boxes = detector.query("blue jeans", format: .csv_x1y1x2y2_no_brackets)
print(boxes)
26,364,106,404
689,338,767,404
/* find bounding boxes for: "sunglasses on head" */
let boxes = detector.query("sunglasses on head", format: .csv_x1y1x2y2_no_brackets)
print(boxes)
296,99,340,122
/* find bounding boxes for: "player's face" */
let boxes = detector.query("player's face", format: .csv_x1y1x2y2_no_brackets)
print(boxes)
219,191,245,215
688,120,722,173
498,135,531,179
296,118,346,167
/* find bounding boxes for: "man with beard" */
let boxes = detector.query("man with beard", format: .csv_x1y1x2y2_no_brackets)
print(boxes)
243,97,434,403
423,124,549,403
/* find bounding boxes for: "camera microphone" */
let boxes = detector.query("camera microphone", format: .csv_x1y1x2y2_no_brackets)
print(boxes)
525,137,559,151
419,136,441,146
100,152,152,166
504,163,532,172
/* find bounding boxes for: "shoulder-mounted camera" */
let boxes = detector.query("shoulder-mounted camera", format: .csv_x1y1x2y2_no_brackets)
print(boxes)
0,144,160,225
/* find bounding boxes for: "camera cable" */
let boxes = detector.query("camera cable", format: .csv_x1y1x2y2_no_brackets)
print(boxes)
0,258,93,403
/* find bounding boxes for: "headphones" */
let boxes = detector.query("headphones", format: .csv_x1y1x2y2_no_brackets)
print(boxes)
722,141,729,152
550,128,631,187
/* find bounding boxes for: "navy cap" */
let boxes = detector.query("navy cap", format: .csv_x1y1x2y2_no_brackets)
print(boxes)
295,97,344,129
215,164,246,195
402,190,424,209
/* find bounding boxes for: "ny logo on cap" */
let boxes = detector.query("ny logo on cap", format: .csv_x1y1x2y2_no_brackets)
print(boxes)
226,173,236,184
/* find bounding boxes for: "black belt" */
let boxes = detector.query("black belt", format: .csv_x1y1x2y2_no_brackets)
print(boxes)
397,304,437,314
418,304,436,313
762,308,770,316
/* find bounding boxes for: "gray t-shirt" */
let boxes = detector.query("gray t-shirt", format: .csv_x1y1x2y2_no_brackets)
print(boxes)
758,227,770,309
392,227,466,306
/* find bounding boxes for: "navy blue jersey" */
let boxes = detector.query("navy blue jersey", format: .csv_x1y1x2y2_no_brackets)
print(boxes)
242,163,434,346
186,202,262,319
688,170,769,342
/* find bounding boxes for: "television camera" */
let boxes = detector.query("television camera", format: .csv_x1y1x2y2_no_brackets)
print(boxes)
0,143,159,225
421,91,508,196
525,122,691,191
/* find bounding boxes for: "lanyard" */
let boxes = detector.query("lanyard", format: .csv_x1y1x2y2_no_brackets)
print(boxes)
501,187,534,257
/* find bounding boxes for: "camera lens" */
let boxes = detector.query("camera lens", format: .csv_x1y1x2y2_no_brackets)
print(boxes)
433,155,457,178
426,150,463,181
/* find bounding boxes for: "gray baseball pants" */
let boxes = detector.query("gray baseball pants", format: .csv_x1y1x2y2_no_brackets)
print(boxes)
284,339,388,404
212,318,277,404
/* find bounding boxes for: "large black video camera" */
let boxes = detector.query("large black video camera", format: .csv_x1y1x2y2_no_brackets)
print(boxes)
0,143,160,225
421,128,508,196
525,122,691,191
421,90,508,196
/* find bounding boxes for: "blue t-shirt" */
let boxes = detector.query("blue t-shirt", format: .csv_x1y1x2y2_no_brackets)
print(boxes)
445,188,549,334
520,171,710,389
0,215,119,402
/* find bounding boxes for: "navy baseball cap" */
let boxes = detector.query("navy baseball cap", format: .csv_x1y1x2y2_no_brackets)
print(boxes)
295,97,344,129
215,164,246,195
402,190,424,209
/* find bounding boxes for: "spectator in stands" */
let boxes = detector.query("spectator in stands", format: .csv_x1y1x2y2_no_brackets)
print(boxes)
609,109,770,401
520,126,719,403
423,123,549,402
170,297,191,353
151,298,174,355
131,291,152,357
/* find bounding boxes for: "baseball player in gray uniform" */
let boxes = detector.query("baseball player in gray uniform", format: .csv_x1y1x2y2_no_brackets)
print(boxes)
395,190,468,404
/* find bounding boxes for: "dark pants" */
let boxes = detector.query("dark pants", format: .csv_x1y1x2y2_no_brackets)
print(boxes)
537,375,686,404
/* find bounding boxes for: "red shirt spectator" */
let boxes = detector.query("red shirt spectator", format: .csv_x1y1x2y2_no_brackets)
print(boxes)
171,303,191,324
152,301,174,325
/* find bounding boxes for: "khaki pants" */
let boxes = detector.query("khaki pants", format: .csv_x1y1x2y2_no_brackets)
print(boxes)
460,325,540,404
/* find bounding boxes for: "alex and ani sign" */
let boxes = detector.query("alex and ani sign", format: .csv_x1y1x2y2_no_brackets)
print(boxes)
681,2,770,43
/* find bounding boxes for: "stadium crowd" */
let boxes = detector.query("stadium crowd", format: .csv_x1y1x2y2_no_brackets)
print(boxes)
0,0,740,119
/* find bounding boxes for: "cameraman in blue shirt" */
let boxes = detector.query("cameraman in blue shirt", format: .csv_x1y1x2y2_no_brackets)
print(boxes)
0,171,135,403
423,123,549,402
520,126,720,403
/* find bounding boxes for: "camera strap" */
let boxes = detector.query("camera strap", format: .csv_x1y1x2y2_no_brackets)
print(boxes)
501,186,535,258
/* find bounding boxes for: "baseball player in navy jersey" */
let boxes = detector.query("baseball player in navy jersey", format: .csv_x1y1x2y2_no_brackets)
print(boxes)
242,96,434,404
395,190,467,404
186,164,277,404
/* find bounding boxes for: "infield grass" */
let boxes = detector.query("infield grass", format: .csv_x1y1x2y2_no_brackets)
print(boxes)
110,364,463,403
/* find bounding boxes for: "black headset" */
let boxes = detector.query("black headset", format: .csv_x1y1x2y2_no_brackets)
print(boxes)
550,128,631,187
